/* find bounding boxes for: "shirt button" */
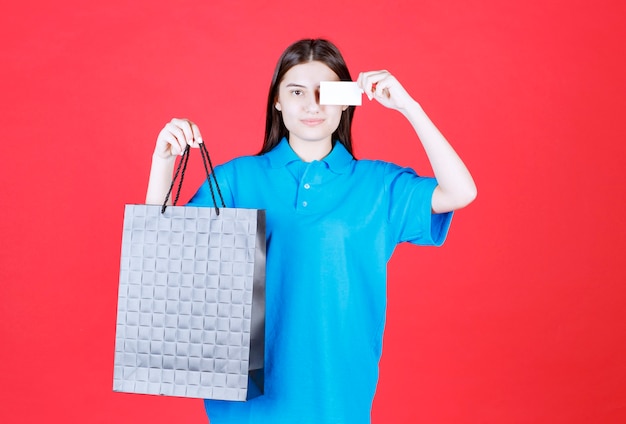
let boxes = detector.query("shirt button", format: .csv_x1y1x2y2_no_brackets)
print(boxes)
303,183,311,189
302,201,308,207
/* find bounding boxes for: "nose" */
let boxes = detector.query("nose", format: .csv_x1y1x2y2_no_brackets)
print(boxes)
305,90,321,113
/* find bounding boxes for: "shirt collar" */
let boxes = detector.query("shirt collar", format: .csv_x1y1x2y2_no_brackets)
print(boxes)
265,137,354,174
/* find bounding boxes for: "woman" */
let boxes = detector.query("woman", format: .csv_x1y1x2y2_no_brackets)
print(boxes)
146,39,476,424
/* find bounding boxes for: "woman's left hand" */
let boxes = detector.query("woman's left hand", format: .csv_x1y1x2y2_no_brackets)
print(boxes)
357,70,415,111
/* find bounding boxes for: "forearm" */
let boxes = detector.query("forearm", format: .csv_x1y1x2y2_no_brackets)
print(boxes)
400,100,477,212
145,153,177,205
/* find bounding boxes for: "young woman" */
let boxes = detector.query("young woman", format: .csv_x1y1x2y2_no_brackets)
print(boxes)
146,39,476,424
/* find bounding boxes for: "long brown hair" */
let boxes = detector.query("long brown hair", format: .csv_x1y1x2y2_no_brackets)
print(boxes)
258,39,355,155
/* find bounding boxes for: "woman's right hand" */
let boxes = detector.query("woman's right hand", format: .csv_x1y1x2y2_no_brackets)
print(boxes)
155,118,203,159
146,118,203,204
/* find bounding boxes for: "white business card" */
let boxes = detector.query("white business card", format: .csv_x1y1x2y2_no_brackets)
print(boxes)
319,81,363,106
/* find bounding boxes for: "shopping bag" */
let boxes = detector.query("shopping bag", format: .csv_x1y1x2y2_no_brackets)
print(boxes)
113,143,266,401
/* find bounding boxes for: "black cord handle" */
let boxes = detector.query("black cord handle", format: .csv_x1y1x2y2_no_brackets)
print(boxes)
161,143,226,215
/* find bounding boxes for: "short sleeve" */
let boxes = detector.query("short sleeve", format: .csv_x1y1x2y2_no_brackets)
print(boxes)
385,164,453,246
186,165,235,208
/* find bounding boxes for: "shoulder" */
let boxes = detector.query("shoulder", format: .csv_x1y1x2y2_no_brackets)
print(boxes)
353,158,416,178
190,153,268,207
215,154,269,176
221,153,267,167
354,158,437,194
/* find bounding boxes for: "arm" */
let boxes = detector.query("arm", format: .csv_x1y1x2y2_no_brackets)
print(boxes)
145,118,203,205
357,71,477,213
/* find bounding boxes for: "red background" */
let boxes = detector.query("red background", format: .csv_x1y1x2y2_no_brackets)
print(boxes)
1,0,625,423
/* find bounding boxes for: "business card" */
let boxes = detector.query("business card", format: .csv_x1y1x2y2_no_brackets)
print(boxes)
319,81,363,106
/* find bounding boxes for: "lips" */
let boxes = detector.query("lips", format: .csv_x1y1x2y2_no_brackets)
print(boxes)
301,118,325,126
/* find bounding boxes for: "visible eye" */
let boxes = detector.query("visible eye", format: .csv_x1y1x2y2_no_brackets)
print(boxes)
291,89,304,96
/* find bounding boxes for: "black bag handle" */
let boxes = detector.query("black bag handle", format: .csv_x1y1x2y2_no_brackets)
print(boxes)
161,143,226,215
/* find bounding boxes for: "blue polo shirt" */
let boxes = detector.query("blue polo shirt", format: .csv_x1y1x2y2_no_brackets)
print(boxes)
188,138,452,423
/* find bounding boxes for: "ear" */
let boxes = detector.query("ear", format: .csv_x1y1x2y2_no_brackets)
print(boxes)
275,102,282,111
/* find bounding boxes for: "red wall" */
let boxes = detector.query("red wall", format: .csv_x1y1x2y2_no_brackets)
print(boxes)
1,1,625,423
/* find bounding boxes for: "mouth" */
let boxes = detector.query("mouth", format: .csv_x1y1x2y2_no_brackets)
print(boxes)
301,118,325,126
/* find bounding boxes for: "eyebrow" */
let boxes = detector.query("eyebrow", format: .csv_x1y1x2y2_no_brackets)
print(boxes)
285,83,308,88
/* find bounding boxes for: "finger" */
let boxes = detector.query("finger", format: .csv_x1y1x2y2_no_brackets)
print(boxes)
368,71,391,92
174,118,195,147
372,75,396,100
356,72,366,91
164,122,188,156
190,122,203,146
357,71,374,99
155,127,180,158
358,70,390,100
177,119,203,147
357,71,375,96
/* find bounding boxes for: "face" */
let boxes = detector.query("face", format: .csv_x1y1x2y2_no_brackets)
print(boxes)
275,61,346,148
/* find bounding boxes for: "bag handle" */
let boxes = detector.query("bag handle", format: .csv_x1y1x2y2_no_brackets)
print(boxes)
161,143,226,215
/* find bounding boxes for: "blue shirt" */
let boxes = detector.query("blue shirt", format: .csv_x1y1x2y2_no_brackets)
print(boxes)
188,138,453,423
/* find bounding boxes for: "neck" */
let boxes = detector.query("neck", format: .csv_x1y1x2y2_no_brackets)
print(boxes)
288,137,332,162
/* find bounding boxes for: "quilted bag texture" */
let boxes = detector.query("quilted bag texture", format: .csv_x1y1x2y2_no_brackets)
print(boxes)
113,144,266,401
